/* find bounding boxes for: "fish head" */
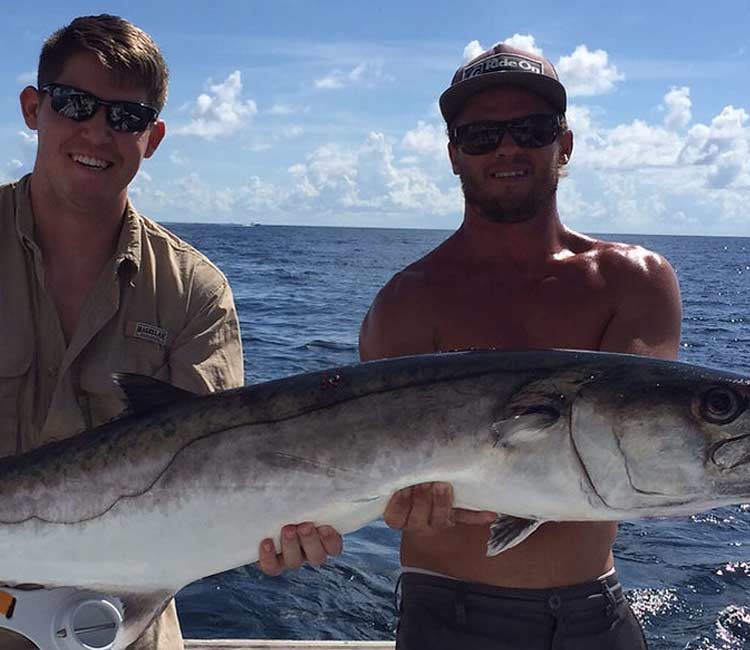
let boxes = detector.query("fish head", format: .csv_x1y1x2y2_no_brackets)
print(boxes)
570,356,750,516
701,380,750,486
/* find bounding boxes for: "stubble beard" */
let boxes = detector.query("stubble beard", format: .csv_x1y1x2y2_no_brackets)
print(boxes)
459,166,559,225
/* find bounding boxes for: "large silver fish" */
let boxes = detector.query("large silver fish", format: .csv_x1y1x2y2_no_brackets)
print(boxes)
1,349,749,649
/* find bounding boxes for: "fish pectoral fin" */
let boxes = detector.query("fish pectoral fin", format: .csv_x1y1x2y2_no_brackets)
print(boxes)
491,411,560,448
112,590,174,649
486,515,544,556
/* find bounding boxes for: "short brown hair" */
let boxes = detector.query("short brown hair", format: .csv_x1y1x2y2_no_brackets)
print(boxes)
38,14,169,112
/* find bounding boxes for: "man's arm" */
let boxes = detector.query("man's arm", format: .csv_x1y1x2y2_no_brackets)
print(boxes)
166,281,244,393
598,247,682,360
359,271,438,362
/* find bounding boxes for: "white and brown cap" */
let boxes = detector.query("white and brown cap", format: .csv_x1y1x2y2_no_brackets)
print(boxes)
439,43,567,125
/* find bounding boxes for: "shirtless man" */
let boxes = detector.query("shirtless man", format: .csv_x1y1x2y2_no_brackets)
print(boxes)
359,43,682,649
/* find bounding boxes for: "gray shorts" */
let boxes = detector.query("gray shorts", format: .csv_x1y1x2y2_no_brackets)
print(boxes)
396,571,648,650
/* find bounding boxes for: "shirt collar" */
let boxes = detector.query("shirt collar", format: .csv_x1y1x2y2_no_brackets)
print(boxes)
13,173,142,274
14,174,36,248
115,200,142,274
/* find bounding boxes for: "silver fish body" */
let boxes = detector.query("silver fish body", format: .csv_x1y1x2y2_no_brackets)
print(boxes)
0,349,748,648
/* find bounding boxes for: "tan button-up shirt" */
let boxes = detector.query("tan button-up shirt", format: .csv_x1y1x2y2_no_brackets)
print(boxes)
0,175,244,649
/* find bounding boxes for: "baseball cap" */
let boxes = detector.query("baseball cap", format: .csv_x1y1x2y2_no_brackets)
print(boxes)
439,43,567,125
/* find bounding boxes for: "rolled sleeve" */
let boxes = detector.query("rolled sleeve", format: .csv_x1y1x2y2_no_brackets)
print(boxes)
167,280,244,394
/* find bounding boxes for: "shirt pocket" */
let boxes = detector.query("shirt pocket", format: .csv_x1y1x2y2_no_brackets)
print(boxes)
121,319,171,378
0,352,32,457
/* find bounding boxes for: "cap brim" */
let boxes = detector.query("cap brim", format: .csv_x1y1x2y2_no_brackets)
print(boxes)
439,72,567,124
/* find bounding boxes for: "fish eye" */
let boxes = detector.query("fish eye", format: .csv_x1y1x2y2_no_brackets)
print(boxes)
700,386,745,425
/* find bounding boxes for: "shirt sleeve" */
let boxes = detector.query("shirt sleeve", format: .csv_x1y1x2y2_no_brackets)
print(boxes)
166,280,244,395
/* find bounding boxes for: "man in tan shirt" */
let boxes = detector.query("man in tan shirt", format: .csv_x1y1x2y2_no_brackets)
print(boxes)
0,14,245,650
359,44,682,648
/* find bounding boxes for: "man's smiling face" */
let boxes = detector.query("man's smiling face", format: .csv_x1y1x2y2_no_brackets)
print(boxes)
22,50,164,217
449,85,572,225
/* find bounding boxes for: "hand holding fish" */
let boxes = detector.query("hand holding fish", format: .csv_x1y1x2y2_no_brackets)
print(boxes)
384,482,498,533
258,523,343,576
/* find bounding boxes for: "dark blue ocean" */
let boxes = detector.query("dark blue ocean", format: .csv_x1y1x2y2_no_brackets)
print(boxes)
167,224,750,649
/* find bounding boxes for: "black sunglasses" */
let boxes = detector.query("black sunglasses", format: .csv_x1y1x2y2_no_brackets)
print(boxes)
41,83,159,134
450,114,563,155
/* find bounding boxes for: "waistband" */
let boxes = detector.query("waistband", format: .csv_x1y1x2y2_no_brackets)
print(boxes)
399,570,625,612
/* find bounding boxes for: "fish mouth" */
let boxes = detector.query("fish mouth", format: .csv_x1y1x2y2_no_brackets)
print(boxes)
711,433,750,470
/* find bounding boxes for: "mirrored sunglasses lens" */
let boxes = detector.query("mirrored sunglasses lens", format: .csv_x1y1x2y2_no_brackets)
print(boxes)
457,125,502,155
454,115,560,153
508,117,558,148
51,91,98,121
108,103,156,132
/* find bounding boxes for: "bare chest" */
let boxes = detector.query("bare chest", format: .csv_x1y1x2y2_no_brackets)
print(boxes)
430,272,615,352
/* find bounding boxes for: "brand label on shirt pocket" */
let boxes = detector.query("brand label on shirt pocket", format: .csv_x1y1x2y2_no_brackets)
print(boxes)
127,321,169,346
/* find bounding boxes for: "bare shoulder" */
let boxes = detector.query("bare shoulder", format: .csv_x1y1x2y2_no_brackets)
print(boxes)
586,238,679,295
581,236,682,358
359,251,446,361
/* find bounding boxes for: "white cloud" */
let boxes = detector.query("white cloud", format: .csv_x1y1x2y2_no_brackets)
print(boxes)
6,132,38,177
663,87,692,130
706,138,748,189
598,174,670,231
401,121,447,158
566,105,596,139
314,61,389,90
173,71,257,139
679,106,750,189
557,177,607,230
136,133,460,225
557,45,624,97
18,131,37,146
268,103,307,116
288,132,458,215
279,125,304,139
169,150,189,166
575,119,683,170
132,79,749,234
314,74,344,90
0,160,25,183
136,172,277,216
462,35,542,64
462,40,485,62
502,34,543,56
570,102,749,184
558,98,750,234
245,124,305,153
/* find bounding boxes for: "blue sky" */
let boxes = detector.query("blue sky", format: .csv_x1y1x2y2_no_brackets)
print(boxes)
2,0,749,235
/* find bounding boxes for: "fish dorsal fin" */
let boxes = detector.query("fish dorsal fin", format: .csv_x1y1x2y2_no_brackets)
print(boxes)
486,515,544,556
113,373,197,415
